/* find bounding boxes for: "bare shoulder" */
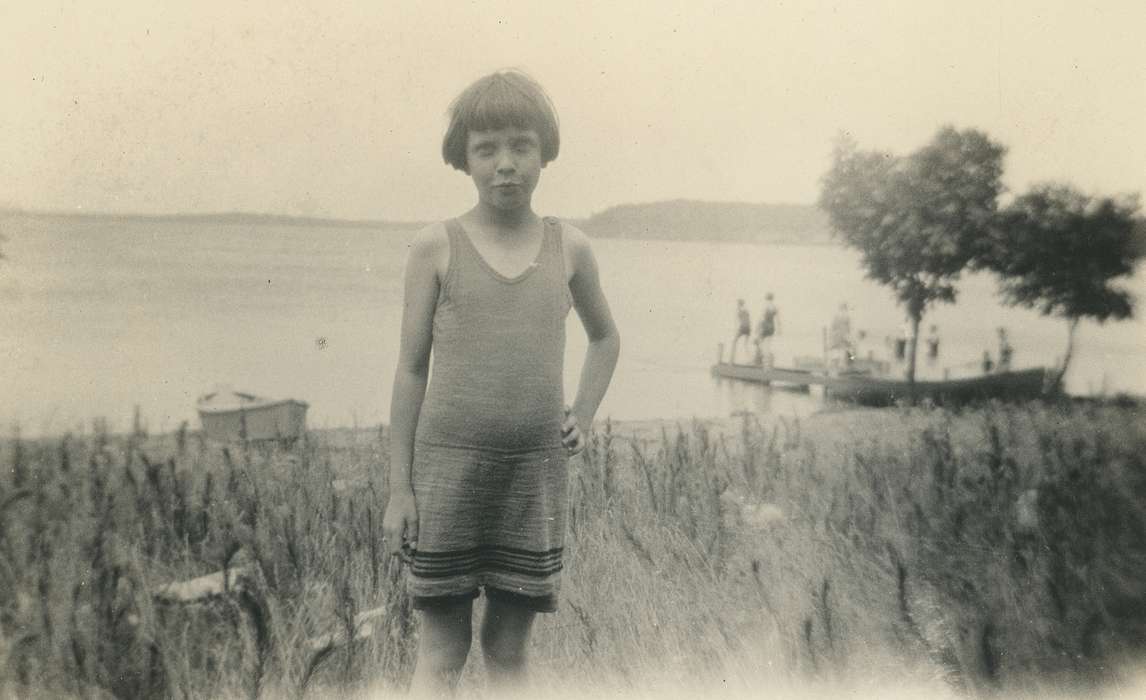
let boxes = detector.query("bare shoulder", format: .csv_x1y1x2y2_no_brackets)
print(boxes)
406,221,450,278
408,221,449,259
558,220,592,251
557,220,596,274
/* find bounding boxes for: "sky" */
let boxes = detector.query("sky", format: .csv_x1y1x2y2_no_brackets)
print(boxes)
2,0,1144,221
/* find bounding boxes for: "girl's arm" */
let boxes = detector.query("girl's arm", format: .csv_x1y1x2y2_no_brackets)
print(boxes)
562,225,620,454
383,225,445,558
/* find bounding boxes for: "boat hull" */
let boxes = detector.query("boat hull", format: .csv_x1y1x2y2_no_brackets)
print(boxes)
823,367,1049,407
712,362,1050,407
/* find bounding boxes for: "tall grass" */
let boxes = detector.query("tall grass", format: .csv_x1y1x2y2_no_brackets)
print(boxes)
0,402,1143,697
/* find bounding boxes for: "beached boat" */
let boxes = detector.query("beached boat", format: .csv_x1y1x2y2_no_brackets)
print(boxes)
822,367,1050,406
196,388,308,442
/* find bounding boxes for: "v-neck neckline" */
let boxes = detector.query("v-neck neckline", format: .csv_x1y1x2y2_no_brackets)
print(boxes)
454,219,548,284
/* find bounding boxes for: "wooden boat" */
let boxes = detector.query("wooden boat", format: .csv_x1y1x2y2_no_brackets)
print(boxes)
823,367,1050,407
197,388,308,442
712,358,1050,407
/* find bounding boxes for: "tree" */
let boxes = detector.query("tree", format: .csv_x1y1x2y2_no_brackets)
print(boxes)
819,127,1007,388
980,184,1138,390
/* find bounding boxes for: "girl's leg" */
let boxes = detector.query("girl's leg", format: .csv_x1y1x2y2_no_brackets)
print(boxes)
479,597,537,693
409,598,473,697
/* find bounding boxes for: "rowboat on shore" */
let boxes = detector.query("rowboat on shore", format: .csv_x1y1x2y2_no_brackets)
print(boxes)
196,388,308,442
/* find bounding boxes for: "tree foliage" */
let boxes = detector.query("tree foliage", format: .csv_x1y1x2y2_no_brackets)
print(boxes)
819,126,1006,384
983,184,1138,322
980,184,1138,386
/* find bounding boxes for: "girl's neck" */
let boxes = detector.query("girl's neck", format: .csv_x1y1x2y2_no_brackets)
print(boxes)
469,202,540,235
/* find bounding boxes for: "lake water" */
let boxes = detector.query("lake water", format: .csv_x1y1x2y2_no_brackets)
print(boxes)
2,215,1143,437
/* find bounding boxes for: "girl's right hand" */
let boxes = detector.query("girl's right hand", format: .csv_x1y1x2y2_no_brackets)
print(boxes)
382,489,418,564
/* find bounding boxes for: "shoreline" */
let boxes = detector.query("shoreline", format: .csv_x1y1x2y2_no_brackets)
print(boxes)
9,395,1141,447
0,206,839,247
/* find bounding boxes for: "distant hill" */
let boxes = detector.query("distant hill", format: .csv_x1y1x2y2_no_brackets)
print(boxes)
5,204,1142,253
576,200,834,245
0,208,423,231
2,202,834,244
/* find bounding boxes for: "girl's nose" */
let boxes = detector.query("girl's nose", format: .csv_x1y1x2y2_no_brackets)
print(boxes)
495,149,516,172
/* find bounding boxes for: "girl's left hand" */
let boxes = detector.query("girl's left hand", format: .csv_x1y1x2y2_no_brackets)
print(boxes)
561,406,586,456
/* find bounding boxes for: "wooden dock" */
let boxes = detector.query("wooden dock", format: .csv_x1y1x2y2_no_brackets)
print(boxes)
710,361,823,388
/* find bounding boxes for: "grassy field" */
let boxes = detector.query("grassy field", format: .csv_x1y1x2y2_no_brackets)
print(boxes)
1,401,1144,698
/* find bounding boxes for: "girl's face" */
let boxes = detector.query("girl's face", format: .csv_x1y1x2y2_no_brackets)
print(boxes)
465,126,544,213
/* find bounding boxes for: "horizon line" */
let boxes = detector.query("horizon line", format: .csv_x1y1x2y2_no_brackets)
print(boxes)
0,198,823,227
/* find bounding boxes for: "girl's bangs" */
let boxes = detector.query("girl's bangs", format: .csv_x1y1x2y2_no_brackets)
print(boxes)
461,83,544,133
442,70,559,169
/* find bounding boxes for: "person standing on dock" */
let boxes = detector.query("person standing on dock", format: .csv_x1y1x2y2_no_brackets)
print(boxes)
754,293,779,366
925,325,940,364
731,298,751,364
827,302,852,368
997,327,1014,371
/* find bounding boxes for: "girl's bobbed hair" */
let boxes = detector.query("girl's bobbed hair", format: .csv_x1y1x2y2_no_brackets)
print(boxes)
442,70,560,172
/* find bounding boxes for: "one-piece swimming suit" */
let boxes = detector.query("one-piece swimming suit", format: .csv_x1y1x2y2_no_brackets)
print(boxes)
760,306,777,338
408,217,572,611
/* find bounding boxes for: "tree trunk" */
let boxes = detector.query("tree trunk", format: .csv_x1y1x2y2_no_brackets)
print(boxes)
906,313,922,390
1053,317,1080,392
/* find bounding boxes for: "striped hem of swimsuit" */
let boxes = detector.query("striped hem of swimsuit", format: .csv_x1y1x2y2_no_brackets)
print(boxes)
411,587,559,613
410,545,564,580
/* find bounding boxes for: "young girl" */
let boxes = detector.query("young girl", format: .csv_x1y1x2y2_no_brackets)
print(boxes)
382,70,620,695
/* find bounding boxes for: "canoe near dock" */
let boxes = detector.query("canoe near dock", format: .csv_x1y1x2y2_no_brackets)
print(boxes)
821,366,1050,406
711,355,1051,407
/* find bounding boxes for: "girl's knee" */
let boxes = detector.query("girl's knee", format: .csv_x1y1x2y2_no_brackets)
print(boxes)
416,605,474,672
480,629,527,667
419,634,472,673
480,606,534,666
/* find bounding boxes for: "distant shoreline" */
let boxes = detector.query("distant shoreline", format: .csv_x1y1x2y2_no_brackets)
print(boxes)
5,393,1143,444
7,204,1141,251
0,207,424,231
1,199,839,247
